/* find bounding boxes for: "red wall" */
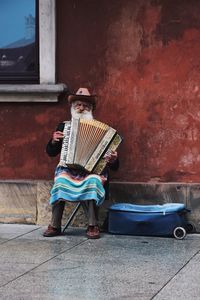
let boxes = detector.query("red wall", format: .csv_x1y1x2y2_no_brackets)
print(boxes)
0,0,200,182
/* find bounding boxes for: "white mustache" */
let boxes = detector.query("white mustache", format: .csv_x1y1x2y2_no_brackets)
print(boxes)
71,107,93,120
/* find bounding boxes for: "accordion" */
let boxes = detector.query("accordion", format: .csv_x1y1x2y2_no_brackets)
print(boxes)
59,118,122,174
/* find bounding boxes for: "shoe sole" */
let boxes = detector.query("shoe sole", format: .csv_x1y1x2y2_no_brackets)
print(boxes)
86,234,100,239
43,232,62,237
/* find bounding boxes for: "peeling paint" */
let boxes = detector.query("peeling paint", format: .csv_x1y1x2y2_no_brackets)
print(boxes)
0,0,200,183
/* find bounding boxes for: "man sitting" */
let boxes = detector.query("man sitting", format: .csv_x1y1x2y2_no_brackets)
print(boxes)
43,88,119,239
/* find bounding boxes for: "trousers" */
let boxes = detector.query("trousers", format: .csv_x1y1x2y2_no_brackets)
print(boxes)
51,200,98,229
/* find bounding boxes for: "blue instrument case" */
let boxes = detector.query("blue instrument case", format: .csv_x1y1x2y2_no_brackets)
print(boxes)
108,203,191,239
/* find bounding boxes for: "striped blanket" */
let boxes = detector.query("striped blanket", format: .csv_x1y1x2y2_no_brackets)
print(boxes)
49,166,106,206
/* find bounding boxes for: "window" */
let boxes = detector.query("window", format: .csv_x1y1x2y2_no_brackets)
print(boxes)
0,0,66,102
0,0,39,84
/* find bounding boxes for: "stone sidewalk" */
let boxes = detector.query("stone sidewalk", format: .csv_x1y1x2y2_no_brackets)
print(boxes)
0,224,200,300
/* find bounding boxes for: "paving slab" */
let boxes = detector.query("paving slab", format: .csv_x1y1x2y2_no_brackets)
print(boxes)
153,251,200,300
0,224,40,241
0,225,87,291
0,225,200,300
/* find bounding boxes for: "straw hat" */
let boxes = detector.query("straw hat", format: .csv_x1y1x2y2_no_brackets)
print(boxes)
68,87,96,108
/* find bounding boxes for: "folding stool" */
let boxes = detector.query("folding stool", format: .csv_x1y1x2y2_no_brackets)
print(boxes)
62,202,88,233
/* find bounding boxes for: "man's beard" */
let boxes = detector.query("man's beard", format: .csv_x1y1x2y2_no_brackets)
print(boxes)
71,106,94,120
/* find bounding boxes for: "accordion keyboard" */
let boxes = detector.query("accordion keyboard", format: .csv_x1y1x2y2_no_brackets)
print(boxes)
59,121,71,165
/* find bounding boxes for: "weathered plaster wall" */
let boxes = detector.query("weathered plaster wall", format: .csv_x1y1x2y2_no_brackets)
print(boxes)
0,0,199,184
57,0,200,183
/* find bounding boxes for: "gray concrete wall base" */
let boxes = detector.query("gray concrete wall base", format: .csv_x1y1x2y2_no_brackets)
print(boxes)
0,180,88,228
0,180,199,232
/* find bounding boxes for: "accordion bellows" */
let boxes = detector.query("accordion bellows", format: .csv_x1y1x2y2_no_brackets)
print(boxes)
59,118,122,174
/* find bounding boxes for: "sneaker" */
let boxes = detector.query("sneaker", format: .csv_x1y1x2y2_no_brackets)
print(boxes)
86,225,100,239
43,225,61,237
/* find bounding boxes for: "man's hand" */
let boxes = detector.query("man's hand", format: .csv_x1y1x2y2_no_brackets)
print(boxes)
51,131,64,144
104,150,118,164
